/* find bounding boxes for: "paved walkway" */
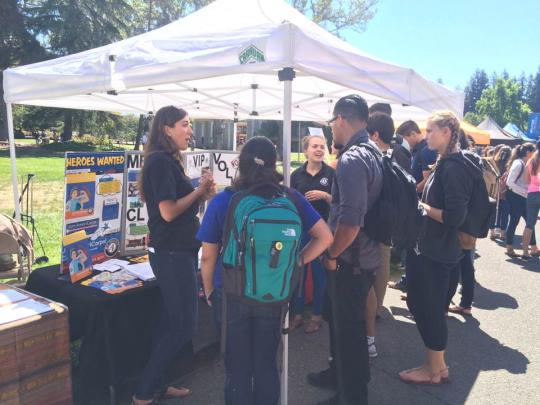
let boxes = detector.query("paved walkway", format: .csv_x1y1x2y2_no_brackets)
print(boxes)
131,228,539,405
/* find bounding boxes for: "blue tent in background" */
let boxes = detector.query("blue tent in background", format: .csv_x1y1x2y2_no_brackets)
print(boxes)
504,123,533,141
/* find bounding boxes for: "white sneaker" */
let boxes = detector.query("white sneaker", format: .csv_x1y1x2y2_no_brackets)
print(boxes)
367,336,378,358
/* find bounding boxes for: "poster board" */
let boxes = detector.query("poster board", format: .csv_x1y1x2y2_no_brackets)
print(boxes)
121,152,149,256
61,152,125,274
211,151,239,188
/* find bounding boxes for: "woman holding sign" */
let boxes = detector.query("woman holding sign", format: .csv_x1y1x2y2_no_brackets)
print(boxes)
133,106,216,405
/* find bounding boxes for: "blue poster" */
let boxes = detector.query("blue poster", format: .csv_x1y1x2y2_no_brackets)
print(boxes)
527,113,540,140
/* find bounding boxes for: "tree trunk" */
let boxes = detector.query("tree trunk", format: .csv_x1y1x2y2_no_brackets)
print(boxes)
0,70,8,142
78,111,85,136
134,114,144,150
62,110,73,141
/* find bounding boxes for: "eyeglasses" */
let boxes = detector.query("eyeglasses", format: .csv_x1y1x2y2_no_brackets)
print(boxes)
326,114,350,126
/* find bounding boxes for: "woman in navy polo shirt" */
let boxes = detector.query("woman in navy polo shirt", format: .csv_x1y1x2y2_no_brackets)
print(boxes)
197,136,332,405
289,135,334,334
133,106,215,405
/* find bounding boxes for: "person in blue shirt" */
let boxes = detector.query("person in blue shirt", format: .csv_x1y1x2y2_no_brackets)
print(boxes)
197,136,333,405
66,188,89,212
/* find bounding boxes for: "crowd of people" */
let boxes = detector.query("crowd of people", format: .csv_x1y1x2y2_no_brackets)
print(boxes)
130,97,536,405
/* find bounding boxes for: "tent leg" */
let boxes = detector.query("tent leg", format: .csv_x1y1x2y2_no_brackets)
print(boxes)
279,67,294,405
6,103,20,221
233,121,237,151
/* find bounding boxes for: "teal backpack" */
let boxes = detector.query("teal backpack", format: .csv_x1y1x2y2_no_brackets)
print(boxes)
221,184,303,305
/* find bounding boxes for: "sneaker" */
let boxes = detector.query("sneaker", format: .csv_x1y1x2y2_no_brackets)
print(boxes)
307,367,337,390
367,337,378,358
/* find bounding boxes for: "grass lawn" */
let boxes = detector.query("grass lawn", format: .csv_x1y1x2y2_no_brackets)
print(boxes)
1,147,66,269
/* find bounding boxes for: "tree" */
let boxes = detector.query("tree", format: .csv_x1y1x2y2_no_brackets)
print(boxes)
463,69,489,114
526,67,540,113
475,77,531,129
290,0,377,35
0,0,49,141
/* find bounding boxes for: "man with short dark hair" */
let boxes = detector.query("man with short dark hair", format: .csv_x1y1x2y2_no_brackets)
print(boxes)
308,95,383,405
368,102,392,117
396,120,437,194
367,112,411,173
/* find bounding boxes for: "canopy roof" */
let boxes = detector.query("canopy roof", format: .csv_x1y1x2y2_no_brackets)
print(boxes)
503,123,532,140
3,0,463,121
478,117,519,143
460,121,490,145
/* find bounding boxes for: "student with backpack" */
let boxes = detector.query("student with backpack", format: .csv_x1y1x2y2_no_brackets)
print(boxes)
489,146,512,240
289,134,335,334
364,111,400,357
197,136,332,405
307,95,384,405
521,140,540,259
400,111,473,385
504,143,539,258
133,106,216,405
447,133,491,317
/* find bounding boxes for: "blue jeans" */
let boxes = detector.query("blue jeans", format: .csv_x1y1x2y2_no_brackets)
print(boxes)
224,296,282,405
506,190,536,246
291,256,326,316
135,249,198,400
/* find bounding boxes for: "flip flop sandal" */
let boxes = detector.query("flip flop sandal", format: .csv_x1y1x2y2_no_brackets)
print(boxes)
159,386,192,400
505,251,519,258
531,251,540,257
522,254,532,261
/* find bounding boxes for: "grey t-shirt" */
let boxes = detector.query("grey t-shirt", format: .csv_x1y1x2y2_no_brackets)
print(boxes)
329,130,383,273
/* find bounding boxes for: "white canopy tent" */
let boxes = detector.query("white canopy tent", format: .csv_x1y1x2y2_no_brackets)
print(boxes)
4,0,463,217
3,1,464,401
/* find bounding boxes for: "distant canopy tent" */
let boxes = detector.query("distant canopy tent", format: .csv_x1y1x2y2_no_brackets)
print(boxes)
3,0,464,221
478,117,521,146
504,123,534,142
459,121,490,146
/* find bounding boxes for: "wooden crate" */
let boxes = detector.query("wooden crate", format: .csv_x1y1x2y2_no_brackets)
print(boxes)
0,286,72,405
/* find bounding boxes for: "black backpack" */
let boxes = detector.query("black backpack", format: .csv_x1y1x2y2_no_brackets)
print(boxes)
444,151,494,238
351,142,424,249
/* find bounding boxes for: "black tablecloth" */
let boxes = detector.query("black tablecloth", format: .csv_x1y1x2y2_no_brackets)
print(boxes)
26,266,165,389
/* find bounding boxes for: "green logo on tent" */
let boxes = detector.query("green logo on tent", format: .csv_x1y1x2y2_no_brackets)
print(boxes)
239,45,265,65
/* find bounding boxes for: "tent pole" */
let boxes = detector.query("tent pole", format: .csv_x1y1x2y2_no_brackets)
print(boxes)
6,103,20,221
278,67,295,405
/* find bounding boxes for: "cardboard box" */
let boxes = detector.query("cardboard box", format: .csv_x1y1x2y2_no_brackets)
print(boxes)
0,285,72,405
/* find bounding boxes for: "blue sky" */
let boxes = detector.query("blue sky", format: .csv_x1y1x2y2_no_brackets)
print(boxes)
343,0,540,89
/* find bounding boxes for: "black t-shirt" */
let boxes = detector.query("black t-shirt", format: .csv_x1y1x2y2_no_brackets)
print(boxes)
142,151,201,251
290,162,334,220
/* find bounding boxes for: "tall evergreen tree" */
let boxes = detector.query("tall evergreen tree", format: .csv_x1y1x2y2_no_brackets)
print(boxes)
464,69,489,114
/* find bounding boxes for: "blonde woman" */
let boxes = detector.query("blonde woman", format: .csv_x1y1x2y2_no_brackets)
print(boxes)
400,112,473,385
289,135,334,333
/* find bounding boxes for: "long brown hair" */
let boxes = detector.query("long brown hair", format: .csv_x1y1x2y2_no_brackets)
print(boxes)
531,140,540,175
493,145,512,174
507,142,535,172
138,106,188,200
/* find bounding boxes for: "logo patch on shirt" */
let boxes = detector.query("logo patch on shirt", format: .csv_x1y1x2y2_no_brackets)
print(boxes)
320,177,329,186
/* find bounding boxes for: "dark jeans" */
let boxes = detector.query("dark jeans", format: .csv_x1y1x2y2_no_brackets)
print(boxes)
292,256,327,316
135,249,198,400
447,249,475,309
224,296,283,405
506,190,536,246
323,262,375,404
490,198,509,231
209,288,223,339
406,251,457,351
